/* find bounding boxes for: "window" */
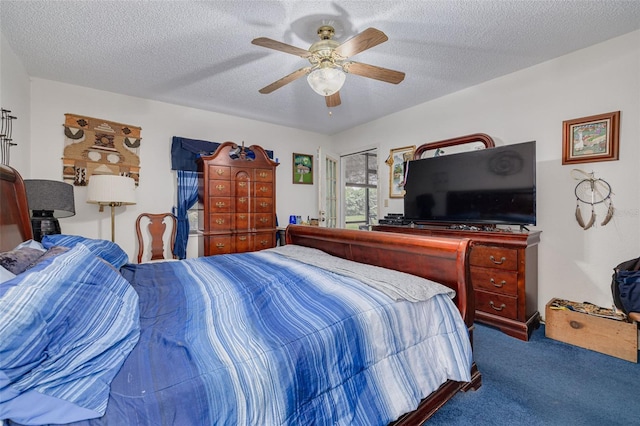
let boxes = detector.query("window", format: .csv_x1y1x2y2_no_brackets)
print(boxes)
343,149,377,230
187,201,203,234
325,155,338,228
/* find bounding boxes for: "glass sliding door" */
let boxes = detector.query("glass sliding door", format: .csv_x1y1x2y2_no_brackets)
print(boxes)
342,149,377,230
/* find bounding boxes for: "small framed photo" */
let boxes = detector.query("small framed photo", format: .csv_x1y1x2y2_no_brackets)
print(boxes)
562,111,620,165
386,145,415,198
293,153,313,184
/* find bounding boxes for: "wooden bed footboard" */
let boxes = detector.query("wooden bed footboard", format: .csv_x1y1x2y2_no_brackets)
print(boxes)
286,224,474,328
286,225,482,425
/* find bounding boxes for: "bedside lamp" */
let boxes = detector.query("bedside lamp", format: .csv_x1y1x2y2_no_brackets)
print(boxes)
24,179,76,242
87,174,136,242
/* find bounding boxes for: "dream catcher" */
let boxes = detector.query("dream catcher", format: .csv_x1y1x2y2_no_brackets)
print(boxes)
572,169,614,230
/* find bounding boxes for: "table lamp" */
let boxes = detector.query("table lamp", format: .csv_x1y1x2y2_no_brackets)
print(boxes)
24,179,76,242
87,174,136,242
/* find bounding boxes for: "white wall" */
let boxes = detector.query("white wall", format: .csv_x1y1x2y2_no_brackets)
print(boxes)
24,80,328,259
333,30,640,317
0,32,31,174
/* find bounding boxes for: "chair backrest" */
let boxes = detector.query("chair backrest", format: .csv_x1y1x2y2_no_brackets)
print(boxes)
135,213,177,263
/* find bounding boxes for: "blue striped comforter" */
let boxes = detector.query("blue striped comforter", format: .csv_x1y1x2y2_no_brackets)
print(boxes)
0,244,140,425
67,248,472,425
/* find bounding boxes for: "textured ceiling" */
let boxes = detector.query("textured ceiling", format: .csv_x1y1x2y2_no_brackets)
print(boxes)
2,1,640,135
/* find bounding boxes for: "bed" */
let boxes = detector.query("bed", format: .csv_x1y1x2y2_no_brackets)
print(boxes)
0,164,481,425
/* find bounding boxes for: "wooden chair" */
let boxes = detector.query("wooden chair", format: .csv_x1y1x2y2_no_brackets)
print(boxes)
135,213,178,263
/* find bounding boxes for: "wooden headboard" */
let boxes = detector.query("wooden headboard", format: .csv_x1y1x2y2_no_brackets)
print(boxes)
0,165,33,251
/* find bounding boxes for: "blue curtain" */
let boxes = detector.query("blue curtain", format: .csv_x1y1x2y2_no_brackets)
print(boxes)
173,170,199,259
171,137,220,259
171,137,221,171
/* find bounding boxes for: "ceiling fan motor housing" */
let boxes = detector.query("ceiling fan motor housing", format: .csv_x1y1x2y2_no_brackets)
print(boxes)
309,39,343,69
308,26,345,70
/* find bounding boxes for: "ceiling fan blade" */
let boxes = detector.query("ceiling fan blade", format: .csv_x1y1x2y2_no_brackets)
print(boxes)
334,28,388,58
325,92,341,108
251,37,311,58
258,67,311,94
344,62,405,84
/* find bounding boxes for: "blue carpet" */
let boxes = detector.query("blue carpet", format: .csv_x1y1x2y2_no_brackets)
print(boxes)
427,323,639,425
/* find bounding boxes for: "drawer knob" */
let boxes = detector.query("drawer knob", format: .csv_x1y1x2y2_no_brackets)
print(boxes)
216,169,225,176
215,218,225,225
216,201,226,208
259,186,268,193
239,236,247,241
489,255,506,265
239,197,247,204
216,184,225,191
489,301,506,311
259,172,268,178
570,320,582,329
490,278,507,288
216,243,225,248
239,182,247,187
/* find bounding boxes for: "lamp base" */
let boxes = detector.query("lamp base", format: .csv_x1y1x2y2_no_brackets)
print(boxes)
31,210,61,242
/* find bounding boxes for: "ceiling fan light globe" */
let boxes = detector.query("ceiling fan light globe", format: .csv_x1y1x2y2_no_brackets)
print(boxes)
307,67,346,96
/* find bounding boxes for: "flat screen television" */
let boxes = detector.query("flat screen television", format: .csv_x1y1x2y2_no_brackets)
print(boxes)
403,141,536,227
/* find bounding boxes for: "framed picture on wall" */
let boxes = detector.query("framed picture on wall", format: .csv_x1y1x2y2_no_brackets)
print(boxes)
386,145,415,198
293,153,313,184
562,111,620,165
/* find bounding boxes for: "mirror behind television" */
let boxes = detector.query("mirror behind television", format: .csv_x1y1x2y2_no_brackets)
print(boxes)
403,141,536,228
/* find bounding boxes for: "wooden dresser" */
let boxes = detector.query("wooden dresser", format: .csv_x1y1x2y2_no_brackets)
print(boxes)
197,142,278,256
372,225,541,341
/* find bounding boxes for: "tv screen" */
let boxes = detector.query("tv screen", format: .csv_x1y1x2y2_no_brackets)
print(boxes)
403,141,536,226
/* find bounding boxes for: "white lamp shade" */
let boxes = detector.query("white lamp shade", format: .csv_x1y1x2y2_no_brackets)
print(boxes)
87,174,136,205
307,67,346,96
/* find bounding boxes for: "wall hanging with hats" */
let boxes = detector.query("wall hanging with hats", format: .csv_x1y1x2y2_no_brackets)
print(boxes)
62,113,142,186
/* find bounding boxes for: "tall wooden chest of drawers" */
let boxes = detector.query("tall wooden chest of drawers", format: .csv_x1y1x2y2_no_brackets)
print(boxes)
197,142,278,256
372,225,541,341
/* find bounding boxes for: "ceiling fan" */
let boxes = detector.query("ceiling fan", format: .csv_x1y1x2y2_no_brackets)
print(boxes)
251,25,405,107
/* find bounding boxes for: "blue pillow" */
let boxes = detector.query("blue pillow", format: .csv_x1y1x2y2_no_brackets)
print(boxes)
41,234,129,269
0,243,140,424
